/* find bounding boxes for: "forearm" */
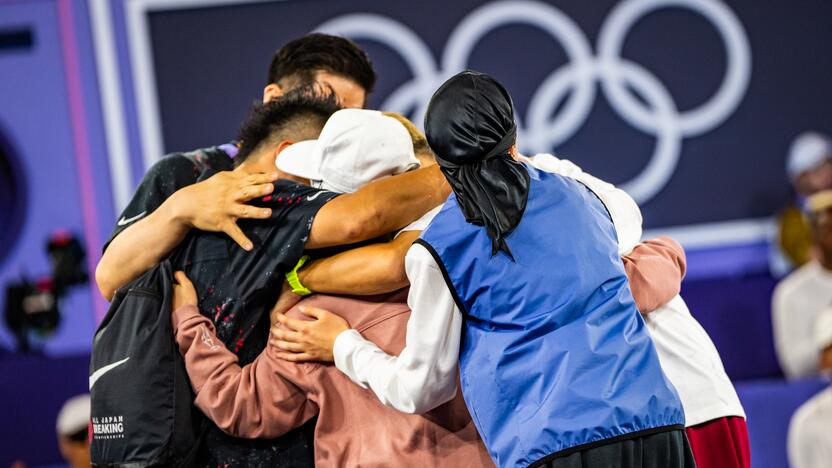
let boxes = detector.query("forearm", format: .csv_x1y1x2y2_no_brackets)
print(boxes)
307,165,449,248
300,231,419,295
96,199,189,300
172,305,314,438
333,330,458,414
332,246,461,414
622,237,686,314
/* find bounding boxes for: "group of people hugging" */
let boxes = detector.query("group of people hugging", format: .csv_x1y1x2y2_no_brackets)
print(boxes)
95,33,749,468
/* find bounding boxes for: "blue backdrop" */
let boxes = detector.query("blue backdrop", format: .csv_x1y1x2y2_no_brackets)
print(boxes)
144,0,832,229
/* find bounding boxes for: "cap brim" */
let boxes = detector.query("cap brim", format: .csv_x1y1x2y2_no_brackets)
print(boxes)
275,140,321,180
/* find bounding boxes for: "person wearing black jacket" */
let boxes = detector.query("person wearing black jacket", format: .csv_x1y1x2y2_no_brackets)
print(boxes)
96,87,447,467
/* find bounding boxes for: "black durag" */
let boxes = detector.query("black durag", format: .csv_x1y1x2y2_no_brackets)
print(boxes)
425,70,530,258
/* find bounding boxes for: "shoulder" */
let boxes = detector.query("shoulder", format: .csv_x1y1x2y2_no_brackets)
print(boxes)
274,180,330,196
149,144,234,174
146,153,199,174
523,153,584,177
776,262,819,301
187,145,235,171
406,242,443,272
791,387,831,433
266,181,339,207
252,181,339,224
136,154,206,196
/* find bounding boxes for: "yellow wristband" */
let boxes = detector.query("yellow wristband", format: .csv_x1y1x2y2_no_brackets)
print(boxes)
286,255,312,296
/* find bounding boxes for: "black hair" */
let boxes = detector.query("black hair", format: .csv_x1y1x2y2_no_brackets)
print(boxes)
266,33,376,95
235,85,341,165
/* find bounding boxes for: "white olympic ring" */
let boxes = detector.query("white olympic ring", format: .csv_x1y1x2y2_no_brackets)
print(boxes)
315,0,751,203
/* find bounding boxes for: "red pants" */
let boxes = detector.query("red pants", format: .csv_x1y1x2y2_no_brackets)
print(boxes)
686,416,750,468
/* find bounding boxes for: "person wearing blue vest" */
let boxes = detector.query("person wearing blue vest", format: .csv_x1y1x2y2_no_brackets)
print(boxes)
272,71,694,468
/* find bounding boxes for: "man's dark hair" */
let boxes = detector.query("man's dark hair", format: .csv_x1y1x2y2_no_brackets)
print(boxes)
266,33,376,94
235,85,341,165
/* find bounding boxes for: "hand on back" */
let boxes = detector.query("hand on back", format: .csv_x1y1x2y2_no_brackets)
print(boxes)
269,281,303,328
170,170,278,250
172,271,198,312
270,306,350,363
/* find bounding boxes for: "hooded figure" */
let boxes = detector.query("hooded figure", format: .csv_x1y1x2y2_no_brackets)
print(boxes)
416,71,692,468
424,70,528,257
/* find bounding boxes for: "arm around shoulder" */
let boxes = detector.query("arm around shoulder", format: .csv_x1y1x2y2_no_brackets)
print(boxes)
332,244,461,413
299,230,419,295
306,166,449,249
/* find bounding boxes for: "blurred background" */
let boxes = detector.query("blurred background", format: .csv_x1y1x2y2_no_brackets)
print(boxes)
1,0,831,466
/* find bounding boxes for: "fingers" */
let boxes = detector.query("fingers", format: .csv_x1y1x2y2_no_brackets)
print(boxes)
298,306,327,319
275,312,308,332
244,172,279,186
174,271,195,291
173,271,198,309
270,327,301,344
270,339,306,353
299,306,348,329
174,271,188,285
232,203,271,220
224,222,253,251
237,183,275,202
268,325,317,361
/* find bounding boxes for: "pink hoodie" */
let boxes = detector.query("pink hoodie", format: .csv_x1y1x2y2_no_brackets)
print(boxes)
172,237,685,467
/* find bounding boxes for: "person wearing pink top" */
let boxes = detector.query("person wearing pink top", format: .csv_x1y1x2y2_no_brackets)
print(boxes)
169,237,686,468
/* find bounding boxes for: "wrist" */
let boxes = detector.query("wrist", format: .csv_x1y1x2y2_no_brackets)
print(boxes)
332,329,360,372
166,188,195,228
171,304,200,334
286,255,312,296
296,262,310,286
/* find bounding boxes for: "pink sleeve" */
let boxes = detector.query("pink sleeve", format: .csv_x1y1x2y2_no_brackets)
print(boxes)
621,237,687,314
172,305,317,439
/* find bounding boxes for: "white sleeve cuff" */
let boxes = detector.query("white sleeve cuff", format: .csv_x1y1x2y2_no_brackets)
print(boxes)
333,329,369,389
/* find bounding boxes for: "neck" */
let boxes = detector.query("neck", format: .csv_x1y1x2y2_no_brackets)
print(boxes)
237,150,309,184
237,153,275,174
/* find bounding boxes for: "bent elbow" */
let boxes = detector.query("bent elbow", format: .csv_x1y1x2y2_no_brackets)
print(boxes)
341,220,365,245
345,206,384,244
95,262,115,301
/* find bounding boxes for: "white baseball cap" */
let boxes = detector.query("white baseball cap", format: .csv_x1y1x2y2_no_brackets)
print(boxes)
276,108,420,193
56,394,90,436
787,132,832,180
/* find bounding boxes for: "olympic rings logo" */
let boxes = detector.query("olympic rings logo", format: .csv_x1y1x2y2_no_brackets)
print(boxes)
315,0,751,203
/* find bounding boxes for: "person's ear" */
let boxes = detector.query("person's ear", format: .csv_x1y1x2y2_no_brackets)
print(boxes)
263,83,284,103
509,144,520,159
271,140,295,167
275,140,295,156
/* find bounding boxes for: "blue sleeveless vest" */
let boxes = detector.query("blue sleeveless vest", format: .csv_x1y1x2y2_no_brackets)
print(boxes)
419,166,684,467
